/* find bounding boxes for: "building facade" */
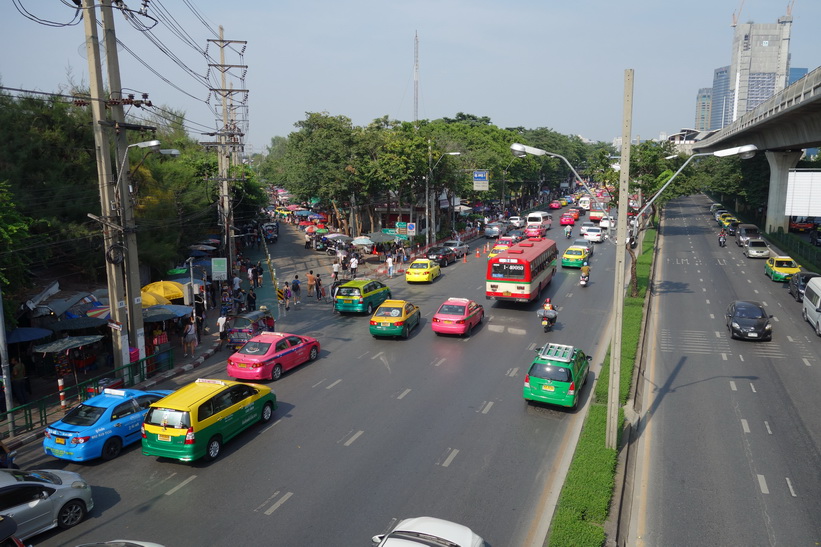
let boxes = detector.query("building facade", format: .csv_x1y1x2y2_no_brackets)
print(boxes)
694,88,712,131
710,66,730,130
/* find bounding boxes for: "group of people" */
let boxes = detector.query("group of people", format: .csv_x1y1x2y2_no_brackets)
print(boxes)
281,270,328,310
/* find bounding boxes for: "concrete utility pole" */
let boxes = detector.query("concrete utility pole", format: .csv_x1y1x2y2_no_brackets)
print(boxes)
100,0,147,360
0,285,14,435
607,69,634,450
82,0,129,371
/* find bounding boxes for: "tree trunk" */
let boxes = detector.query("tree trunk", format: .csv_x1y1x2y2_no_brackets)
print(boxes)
627,242,638,297
331,201,349,235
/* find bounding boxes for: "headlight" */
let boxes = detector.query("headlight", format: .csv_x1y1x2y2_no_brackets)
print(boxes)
731,322,740,329
765,324,772,330
71,480,89,489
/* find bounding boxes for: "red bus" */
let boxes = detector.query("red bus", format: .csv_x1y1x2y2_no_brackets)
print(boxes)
485,237,559,303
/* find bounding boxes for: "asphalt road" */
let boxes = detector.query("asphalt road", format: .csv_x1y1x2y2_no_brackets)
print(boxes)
630,195,821,546
24,221,617,547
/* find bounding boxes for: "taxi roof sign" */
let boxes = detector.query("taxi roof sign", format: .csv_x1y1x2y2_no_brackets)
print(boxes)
537,343,575,362
196,378,227,386
103,388,127,397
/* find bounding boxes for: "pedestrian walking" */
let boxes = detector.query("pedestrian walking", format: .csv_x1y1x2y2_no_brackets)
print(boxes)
232,272,242,296
315,274,323,301
332,260,340,281
182,316,197,357
10,357,28,405
256,261,264,287
248,265,256,288
306,270,316,297
283,282,292,311
386,255,394,278
217,313,229,351
349,256,359,278
292,274,302,304
247,288,257,311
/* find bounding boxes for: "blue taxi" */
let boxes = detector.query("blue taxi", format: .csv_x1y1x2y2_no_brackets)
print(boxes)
43,388,172,461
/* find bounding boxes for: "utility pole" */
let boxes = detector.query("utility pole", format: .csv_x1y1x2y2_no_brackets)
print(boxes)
82,0,128,370
100,0,148,360
607,69,634,449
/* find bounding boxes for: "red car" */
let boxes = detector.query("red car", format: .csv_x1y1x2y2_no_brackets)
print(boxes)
549,200,562,209
431,298,484,336
560,214,575,226
227,332,320,381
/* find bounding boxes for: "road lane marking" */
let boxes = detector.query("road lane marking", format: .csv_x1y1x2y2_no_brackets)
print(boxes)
715,331,721,338
702,287,707,292
527,343,537,351
754,289,759,294
433,358,446,367
741,419,750,433
262,418,283,433
764,421,772,434
508,327,527,335
757,474,769,494
344,430,364,446
747,279,752,284
312,379,326,388
803,358,812,367
739,354,744,362
762,301,768,307
357,351,370,359
706,299,710,304
264,491,293,515
786,478,797,497
481,401,494,414
507,367,519,377
397,388,411,400
371,352,384,360
787,336,794,342
440,448,459,467
750,383,757,393
721,353,728,361
488,324,505,332
730,381,737,391
326,379,342,390
165,475,197,496
772,316,779,322
709,313,715,319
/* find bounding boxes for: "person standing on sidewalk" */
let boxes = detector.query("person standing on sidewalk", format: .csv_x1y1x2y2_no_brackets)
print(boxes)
247,288,257,311
182,316,197,357
349,256,359,278
248,264,256,288
232,272,242,296
257,261,265,287
386,255,394,278
217,313,229,351
292,275,301,304
306,270,316,299
331,260,340,281
315,274,323,301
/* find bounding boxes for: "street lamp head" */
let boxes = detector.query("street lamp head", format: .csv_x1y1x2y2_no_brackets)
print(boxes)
712,144,758,159
510,143,527,158
131,139,161,151
160,149,181,157
446,152,461,156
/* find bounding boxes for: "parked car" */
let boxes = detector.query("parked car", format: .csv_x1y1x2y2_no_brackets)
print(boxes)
0,469,94,541
726,300,772,341
441,239,469,258
742,238,770,258
426,246,457,267
508,216,526,228
788,272,821,302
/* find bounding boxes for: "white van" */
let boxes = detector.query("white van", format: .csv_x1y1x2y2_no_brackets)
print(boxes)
526,211,552,234
802,277,821,336
577,196,591,211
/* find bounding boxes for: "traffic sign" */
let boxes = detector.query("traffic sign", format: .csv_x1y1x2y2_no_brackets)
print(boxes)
407,222,416,235
473,170,489,191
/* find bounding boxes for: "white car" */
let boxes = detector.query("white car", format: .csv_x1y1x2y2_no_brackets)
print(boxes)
743,238,770,258
373,516,486,547
584,226,606,242
508,216,525,228
442,239,469,258
599,216,616,230
579,221,596,236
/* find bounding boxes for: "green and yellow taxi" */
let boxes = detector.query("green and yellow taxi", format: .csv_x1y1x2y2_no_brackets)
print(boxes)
405,258,441,283
558,197,569,206
720,215,739,230
141,378,276,462
764,256,802,282
487,244,510,259
523,343,591,409
717,212,735,225
561,245,590,268
369,300,421,339
334,278,391,314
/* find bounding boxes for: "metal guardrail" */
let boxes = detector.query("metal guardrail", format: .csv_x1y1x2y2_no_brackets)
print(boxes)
0,348,175,440
767,228,821,272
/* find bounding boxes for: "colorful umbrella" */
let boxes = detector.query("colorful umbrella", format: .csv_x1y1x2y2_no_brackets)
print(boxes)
315,228,329,234
286,204,303,211
299,221,313,226
167,267,188,275
305,226,317,233
46,317,108,332
352,236,374,246
142,281,185,301
294,210,312,217
141,290,173,307
86,306,111,320
34,335,104,354
316,224,327,229
325,233,351,241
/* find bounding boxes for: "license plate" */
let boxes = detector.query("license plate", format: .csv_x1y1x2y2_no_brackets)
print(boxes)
56,437,65,445
541,319,549,325
237,363,247,368
444,320,453,324
381,322,390,327
503,291,511,297
542,385,555,391
747,333,758,338
158,434,171,442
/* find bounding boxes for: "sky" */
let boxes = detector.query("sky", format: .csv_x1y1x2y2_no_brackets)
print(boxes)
2,0,820,154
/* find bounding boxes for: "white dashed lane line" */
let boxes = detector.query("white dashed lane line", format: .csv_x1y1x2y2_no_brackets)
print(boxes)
165,475,197,496
757,474,770,494
750,383,757,393
741,419,750,433
344,430,364,446
326,379,342,390
264,491,293,515
371,352,384,360
397,388,411,400
432,358,446,367
439,448,459,467
730,381,737,391
506,367,519,377
479,401,494,414
786,478,797,497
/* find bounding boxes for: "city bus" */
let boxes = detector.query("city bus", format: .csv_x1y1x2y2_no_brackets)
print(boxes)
589,201,607,222
486,237,559,303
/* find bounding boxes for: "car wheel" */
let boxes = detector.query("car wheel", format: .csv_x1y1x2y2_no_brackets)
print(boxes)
203,436,222,462
401,326,409,339
816,321,821,337
309,346,318,360
57,500,86,530
260,402,274,423
802,307,809,321
101,436,123,461
367,303,374,314
271,364,283,381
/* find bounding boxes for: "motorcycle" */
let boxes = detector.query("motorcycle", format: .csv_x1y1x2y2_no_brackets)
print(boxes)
580,273,589,287
537,309,558,332
719,235,727,247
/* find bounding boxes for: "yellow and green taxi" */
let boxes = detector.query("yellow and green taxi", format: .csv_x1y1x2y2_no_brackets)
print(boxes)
523,343,591,409
764,256,801,282
487,244,510,259
717,212,735,225
720,215,739,230
561,245,590,268
334,278,391,314
369,300,422,339
558,197,569,206
142,378,276,462
405,258,441,283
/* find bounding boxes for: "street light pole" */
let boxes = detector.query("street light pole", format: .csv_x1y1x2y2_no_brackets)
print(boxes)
426,143,461,247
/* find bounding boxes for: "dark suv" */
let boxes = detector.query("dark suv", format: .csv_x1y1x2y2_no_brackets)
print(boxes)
426,246,456,266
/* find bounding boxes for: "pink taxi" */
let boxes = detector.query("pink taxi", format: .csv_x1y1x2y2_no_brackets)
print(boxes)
227,331,320,381
431,298,485,336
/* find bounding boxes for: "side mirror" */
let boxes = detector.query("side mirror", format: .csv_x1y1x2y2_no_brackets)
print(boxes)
769,315,774,319
586,355,592,361
535,346,543,353
372,535,385,544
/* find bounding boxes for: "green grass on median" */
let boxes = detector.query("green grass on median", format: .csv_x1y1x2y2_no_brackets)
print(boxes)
547,228,656,547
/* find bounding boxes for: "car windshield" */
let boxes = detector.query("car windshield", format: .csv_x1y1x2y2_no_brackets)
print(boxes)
337,287,361,296
375,307,403,318
5,470,61,484
735,306,765,319
566,249,583,256
529,363,572,382
238,341,273,355
748,241,767,248
775,260,797,268
438,304,466,315
588,228,601,233
409,262,429,270
429,248,446,254
62,403,106,427
144,408,191,429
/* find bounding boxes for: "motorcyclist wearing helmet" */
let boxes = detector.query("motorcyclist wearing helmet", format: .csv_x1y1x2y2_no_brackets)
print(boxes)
543,297,554,311
564,224,572,237
580,262,591,277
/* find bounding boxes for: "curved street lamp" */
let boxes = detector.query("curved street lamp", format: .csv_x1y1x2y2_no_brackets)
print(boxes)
426,145,461,247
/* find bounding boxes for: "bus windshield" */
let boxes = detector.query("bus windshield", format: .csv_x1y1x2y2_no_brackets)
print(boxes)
490,262,526,279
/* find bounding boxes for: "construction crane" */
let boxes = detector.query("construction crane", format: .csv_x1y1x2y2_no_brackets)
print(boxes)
731,0,745,27
786,0,795,17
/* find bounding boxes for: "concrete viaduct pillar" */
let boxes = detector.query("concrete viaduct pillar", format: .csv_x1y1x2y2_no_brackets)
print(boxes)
764,150,803,234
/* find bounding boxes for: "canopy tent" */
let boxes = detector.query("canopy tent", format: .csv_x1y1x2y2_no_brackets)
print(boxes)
86,306,111,320
351,236,374,246
158,304,194,318
46,316,108,332
5,327,53,344
294,210,312,217
141,291,172,307
367,232,398,243
34,335,104,354
143,307,179,323
142,281,185,301
188,244,217,251
325,233,352,242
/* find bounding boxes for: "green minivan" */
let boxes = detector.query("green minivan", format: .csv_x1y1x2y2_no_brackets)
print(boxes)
523,343,591,409
334,279,391,314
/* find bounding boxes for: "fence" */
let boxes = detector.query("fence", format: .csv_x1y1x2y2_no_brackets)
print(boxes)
0,348,174,441
767,229,821,272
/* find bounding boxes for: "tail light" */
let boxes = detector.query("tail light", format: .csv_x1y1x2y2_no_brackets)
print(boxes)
141,424,146,438
184,427,196,445
456,319,465,324
369,320,377,325
70,436,91,445
358,298,364,303
432,317,440,323
568,381,576,395
395,321,405,326
524,374,530,388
